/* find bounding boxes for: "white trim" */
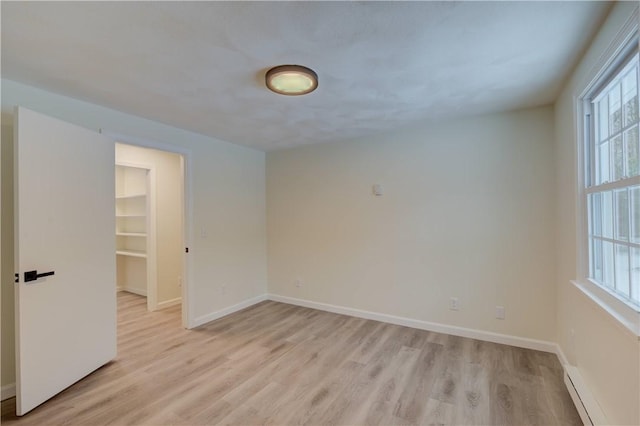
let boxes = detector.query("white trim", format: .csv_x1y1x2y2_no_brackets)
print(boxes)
191,292,559,353
120,287,147,297
107,132,192,329
115,161,157,312
191,294,268,328
267,294,557,353
156,297,182,310
572,5,640,336
1,384,16,401
147,166,158,311
554,343,570,369
577,6,639,100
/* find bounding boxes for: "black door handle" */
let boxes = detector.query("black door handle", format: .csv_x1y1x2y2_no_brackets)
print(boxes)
24,270,55,283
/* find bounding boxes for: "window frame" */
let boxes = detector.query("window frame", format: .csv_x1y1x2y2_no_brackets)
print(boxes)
575,14,639,336
584,51,639,305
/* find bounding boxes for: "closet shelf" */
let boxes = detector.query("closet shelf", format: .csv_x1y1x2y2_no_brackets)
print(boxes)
116,250,147,258
116,232,147,237
116,193,146,200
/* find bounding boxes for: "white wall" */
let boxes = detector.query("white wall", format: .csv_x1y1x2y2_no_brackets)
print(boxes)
267,106,557,342
1,79,267,389
554,2,640,425
116,143,183,304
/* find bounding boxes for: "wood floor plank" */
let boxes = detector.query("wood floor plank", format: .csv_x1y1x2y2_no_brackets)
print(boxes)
455,361,491,425
360,346,422,426
421,398,456,426
393,341,444,423
1,292,581,425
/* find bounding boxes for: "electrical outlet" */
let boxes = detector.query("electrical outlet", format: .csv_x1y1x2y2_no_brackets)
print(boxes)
449,297,459,311
220,284,227,295
294,279,302,288
495,306,505,319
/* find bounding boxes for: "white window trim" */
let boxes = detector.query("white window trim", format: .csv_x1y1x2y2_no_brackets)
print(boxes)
574,5,640,338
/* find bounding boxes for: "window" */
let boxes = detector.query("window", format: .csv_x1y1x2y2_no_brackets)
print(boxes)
584,50,640,309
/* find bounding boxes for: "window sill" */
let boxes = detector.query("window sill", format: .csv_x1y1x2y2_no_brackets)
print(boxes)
571,279,640,339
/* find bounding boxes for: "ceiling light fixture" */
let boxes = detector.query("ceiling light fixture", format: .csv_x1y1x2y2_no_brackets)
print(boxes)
265,65,318,96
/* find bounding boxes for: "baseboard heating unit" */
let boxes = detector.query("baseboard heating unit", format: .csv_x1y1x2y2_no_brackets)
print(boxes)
564,366,607,425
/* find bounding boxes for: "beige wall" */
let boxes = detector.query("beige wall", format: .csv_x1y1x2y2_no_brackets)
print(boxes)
1,124,16,389
267,106,557,342
116,143,183,304
1,80,267,389
554,2,640,424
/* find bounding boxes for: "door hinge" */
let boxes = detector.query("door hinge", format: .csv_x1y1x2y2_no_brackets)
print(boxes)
15,273,19,283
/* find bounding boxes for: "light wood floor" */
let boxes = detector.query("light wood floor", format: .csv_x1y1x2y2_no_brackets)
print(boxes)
2,291,580,425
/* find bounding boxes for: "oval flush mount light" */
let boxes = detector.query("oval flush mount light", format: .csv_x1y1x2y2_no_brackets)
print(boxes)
265,65,318,96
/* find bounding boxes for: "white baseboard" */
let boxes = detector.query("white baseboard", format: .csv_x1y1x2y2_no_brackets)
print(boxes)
191,294,268,328
267,293,557,353
156,297,182,310
121,287,147,297
1,383,15,401
554,343,570,368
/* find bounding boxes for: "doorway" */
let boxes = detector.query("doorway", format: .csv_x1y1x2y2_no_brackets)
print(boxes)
115,143,185,317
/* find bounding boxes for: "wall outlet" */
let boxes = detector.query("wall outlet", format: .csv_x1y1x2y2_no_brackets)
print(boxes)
294,279,302,288
449,297,459,311
220,284,227,295
495,306,505,319
200,228,208,238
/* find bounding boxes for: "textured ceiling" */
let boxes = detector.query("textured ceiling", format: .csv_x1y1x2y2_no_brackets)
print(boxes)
1,1,610,151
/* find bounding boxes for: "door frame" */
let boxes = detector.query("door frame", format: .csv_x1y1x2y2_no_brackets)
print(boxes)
106,131,192,329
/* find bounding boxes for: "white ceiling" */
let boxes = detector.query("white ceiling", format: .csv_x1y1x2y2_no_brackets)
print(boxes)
2,1,611,151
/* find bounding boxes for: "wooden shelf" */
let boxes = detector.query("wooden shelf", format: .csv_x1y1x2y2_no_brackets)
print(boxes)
116,193,146,200
116,250,147,258
116,232,147,237
116,164,150,293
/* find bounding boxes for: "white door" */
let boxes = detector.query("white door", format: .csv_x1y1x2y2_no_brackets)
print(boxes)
14,107,116,415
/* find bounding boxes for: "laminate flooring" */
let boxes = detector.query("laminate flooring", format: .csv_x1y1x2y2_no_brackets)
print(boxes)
1,292,581,425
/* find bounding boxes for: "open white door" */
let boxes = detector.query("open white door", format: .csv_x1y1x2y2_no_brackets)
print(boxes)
14,107,116,415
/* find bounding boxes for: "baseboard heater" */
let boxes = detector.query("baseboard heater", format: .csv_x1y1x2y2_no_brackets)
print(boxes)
564,366,607,425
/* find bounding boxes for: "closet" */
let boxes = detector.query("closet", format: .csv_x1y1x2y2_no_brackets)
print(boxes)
115,164,155,303
114,143,184,314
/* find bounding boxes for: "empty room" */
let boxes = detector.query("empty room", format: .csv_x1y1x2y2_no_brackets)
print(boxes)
1,1,639,425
